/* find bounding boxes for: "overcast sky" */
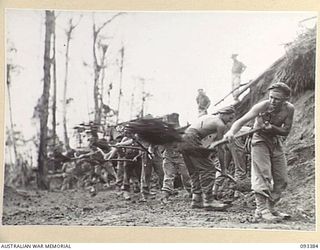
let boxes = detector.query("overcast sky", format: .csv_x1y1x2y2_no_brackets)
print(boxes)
5,10,316,148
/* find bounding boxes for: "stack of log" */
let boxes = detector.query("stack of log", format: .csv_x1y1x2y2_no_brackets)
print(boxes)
124,118,183,145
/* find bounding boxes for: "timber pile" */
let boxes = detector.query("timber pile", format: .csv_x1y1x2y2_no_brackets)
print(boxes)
124,118,183,145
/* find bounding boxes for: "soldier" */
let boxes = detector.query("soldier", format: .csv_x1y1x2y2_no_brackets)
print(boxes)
76,138,117,196
107,132,162,202
213,125,252,201
231,54,246,101
122,145,142,200
224,82,294,222
114,135,126,193
181,106,235,211
196,89,211,117
160,133,192,203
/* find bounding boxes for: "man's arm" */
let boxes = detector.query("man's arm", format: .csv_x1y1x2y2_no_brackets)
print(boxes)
133,152,143,162
106,136,133,160
205,96,211,109
118,136,134,146
241,62,247,73
196,96,200,105
264,104,295,136
224,101,267,140
215,122,228,175
148,144,155,157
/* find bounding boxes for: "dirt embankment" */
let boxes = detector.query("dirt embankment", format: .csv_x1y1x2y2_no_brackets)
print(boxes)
278,90,315,221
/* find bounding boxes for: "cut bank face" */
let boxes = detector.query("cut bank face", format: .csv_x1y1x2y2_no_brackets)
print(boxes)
268,90,286,110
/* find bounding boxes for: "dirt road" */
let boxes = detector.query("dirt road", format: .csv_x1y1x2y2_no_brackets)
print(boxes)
1,185,315,231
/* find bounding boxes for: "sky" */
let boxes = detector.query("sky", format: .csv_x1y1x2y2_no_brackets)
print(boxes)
5,10,317,150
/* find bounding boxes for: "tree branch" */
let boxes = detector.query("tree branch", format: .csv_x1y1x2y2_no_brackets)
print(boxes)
96,12,125,35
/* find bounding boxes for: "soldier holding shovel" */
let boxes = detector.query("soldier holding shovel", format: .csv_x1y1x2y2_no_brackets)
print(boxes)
224,82,294,222
181,106,236,211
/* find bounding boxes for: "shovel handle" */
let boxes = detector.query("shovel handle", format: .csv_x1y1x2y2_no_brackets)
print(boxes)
209,127,262,149
215,167,237,183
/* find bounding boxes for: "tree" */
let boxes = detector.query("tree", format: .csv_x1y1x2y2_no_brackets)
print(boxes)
97,42,109,124
62,17,81,151
6,41,28,187
115,46,124,124
37,10,55,189
138,77,152,118
92,12,124,124
6,64,18,164
51,14,57,148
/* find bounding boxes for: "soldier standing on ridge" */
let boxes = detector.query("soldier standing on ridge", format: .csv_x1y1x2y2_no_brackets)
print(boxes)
231,54,246,101
196,89,211,117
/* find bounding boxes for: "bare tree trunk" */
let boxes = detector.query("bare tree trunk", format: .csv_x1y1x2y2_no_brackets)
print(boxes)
6,64,18,163
62,17,81,151
52,15,57,148
130,92,134,120
6,63,24,186
62,19,75,151
140,78,145,118
62,16,81,150
92,13,124,124
93,23,101,124
116,46,124,124
99,44,108,125
37,10,54,189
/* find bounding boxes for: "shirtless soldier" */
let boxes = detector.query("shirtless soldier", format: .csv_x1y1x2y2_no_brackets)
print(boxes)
224,82,294,222
181,106,235,211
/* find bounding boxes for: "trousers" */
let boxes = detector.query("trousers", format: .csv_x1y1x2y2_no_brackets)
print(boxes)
182,131,215,196
251,135,288,202
162,154,191,194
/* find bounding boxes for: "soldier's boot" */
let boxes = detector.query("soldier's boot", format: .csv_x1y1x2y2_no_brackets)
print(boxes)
212,185,220,200
123,190,131,201
133,182,140,193
254,193,282,223
203,194,230,211
267,199,291,220
115,185,123,196
191,193,204,209
139,186,150,202
160,190,170,204
89,186,97,197
183,189,192,199
139,192,148,202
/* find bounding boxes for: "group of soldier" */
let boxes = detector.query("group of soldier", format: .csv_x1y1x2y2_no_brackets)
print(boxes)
49,80,294,224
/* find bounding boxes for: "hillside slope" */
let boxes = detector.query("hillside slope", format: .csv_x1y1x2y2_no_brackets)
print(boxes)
280,90,315,221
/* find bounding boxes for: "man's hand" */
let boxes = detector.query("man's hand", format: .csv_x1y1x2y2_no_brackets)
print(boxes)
223,130,235,142
106,148,117,160
75,153,84,159
208,142,218,152
262,121,273,131
96,147,107,159
103,152,111,160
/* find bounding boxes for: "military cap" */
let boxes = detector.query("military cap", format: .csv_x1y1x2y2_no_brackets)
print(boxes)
218,105,236,114
268,82,291,97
